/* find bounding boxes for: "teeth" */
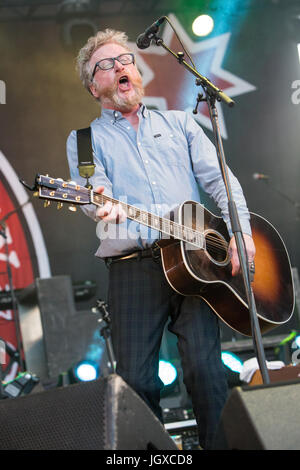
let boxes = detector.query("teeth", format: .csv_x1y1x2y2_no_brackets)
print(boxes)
119,76,128,84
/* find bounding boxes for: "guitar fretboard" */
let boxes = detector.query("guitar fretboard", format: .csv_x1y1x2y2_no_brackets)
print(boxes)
92,191,204,249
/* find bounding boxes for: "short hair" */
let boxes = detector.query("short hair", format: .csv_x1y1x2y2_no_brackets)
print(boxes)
76,29,131,92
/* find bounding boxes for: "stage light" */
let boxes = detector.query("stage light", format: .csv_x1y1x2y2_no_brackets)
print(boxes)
221,351,243,373
159,360,178,386
73,360,99,382
192,15,214,37
2,372,39,399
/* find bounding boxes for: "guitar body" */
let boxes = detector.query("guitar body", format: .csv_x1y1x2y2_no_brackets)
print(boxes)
159,201,295,336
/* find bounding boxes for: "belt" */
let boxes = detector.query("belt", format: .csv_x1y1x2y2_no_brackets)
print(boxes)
105,241,161,267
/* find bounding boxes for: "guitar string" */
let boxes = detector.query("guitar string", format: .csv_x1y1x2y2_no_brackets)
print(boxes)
44,179,229,255
48,184,229,253
92,191,229,253
92,191,229,254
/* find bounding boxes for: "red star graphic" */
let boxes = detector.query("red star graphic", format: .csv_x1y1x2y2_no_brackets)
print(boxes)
132,14,255,138
138,31,234,118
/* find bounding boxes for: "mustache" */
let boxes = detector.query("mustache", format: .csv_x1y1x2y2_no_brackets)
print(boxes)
114,72,143,90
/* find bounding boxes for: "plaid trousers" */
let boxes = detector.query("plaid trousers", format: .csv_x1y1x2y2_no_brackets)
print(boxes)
107,257,228,450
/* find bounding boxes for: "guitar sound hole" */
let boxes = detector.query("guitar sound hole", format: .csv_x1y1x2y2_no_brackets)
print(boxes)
205,231,228,264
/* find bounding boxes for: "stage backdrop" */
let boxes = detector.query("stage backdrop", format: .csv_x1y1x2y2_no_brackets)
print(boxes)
0,0,299,376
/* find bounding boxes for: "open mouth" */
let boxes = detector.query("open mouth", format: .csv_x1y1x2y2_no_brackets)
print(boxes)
118,75,131,91
119,76,128,84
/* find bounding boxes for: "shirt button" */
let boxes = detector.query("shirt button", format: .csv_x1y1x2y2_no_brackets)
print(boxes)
152,181,156,185
127,126,130,130
138,142,141,146
145,160,149,164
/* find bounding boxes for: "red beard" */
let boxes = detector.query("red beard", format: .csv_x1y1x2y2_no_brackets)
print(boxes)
99,72,144,112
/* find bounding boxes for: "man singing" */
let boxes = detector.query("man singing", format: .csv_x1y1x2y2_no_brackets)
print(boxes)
66,28,255,449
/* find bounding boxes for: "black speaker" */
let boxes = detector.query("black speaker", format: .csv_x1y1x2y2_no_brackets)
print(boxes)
17,276,101,380
0,374,177,450
213,381,300,450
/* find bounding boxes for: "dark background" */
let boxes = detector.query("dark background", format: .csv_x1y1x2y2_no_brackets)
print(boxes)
0,0,299,358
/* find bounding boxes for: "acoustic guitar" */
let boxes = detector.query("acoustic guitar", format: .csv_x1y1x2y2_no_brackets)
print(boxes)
29,174,295,337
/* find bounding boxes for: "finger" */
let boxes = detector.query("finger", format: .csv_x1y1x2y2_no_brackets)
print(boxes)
104,204,127,224
104,204,118,222
229,244,240,276
231,256,240,276
101,204,121,223
94,186,105,194
97,201,112,218
116,204,127,223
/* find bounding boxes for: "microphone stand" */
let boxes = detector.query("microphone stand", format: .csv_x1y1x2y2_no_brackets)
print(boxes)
152,34,270,385
0,203,29,373
256,179,300,221
0,337,4,398
92,299,116,375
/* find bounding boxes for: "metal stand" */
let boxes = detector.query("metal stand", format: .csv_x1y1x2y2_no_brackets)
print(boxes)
255,178,300,221
0,349,4,398
0,336,22,399
152,33,270,384
92,299,116,375
0,215,25,373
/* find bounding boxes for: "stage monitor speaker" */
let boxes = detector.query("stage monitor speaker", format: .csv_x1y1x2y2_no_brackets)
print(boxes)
0,374,177,450
213,381,300,450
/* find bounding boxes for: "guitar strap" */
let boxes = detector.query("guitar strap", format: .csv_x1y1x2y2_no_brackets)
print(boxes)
76,127,95,189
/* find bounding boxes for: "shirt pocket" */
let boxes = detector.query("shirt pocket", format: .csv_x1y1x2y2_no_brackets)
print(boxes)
153,133,188,167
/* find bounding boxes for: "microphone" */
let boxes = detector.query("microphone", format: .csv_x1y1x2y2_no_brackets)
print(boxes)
136,17,166,49
253,173,270,180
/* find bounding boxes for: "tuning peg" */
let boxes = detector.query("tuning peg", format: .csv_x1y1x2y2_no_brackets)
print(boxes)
57,202,63,210
68,205,77,212
33,191,39,197
44,200,51,208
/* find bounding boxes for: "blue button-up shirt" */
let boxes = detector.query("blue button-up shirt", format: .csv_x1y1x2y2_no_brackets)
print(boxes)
66,105,251,258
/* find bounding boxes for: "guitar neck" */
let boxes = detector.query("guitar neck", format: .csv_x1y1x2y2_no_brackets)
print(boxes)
91,191,204,248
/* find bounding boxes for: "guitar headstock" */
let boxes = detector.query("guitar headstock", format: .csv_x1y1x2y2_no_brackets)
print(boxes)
35,175,91,210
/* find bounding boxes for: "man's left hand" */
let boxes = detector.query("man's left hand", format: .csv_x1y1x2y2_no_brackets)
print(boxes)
229,233,256,277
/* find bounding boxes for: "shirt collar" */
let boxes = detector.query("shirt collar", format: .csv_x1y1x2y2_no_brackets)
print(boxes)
139,104,148,118
100,104,148,123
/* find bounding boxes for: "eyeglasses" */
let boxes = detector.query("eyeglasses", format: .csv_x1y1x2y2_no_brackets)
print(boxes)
91,53,135,79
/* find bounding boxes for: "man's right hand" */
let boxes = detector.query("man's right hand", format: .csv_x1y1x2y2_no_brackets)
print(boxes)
95,186,127,224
